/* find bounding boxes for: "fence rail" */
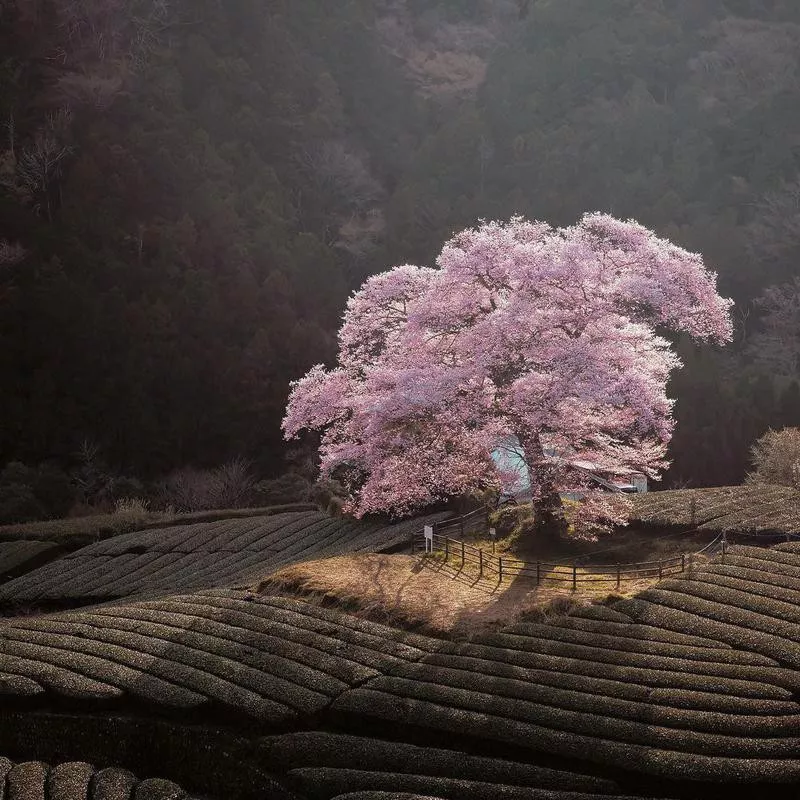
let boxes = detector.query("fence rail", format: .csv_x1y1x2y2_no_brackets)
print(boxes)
409,510,713,590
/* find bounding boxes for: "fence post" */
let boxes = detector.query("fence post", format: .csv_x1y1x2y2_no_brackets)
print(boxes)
616,564,621,590
479,549,483,578
572,564,577,592
499,557,503,584
461,540,465,568
536,561,540,586
444,537,449,562
681,553,685,573
410,530,415,555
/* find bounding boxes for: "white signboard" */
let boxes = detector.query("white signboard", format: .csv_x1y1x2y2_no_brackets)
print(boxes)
424,525,434,553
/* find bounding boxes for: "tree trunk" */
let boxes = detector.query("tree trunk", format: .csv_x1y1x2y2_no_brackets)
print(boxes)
518,432,568,539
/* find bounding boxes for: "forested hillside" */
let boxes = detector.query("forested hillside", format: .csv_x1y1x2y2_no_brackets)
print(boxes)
2,0,800,491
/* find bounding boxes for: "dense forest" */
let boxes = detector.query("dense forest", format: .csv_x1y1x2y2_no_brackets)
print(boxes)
2,0,800,511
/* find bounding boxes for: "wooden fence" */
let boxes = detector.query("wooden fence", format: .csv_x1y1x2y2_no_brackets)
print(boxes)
410,510,696,590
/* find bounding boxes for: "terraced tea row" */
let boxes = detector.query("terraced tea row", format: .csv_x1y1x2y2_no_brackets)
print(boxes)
257,731,647,799
0,511,445,604
631,485,800,534
0,590,438,722
3,544,800,791
0,757,194,799
331,550,800,783
0,540,62,582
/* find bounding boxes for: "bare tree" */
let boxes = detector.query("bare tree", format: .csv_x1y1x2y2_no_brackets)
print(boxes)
747,427,800,489
296,140,383,212
15,128,72,221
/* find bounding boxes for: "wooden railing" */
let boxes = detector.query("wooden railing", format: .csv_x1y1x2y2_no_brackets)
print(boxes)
410,508,695,589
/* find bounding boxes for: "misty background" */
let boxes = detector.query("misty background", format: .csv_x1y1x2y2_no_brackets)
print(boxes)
1,0,799,517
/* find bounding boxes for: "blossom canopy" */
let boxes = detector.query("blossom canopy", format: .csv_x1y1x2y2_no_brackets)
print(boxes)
283,213,733,517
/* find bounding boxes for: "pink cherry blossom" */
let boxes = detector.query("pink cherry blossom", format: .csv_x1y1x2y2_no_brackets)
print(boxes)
283,213,733,519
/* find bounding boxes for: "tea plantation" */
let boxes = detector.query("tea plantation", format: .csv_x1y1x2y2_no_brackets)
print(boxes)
0,508,798,798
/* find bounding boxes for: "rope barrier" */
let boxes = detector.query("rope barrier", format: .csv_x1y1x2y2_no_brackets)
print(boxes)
691,533,723,556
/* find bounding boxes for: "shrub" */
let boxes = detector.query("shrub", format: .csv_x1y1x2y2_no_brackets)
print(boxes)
159,458,257,512
308,476,348,512
113,496,150,518
215,457,256,508
252,472,311,506
747,427,800,488
488,504,532,539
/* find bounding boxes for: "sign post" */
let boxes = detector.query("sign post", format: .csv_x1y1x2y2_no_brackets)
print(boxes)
423,525,433,554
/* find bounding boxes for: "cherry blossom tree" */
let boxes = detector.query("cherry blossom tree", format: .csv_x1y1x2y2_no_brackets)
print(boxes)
283,213,733,528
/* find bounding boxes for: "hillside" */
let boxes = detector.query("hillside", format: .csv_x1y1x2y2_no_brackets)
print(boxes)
0,505,799,797
3,0,800,488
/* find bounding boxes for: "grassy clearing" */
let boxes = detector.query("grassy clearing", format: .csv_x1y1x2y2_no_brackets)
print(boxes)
259,551,663,638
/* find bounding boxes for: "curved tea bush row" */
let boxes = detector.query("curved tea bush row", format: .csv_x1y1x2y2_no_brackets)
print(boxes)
329,795,667,800
530,613,749,651
0,757,194,799
492,620,775,666
631,486,779,525
465,629,795,690
630,485,800,533
422,647,795,713
0,540,62,582
0,590,438,722
430,639,792,699
257,732,620,796
735,545,800,572
698,562,800,595
634,585,800,670
332,687,800,783
327,543,800,782
384,662,800,737
328,796,655,800
0,512,449,604
288,767,635,800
